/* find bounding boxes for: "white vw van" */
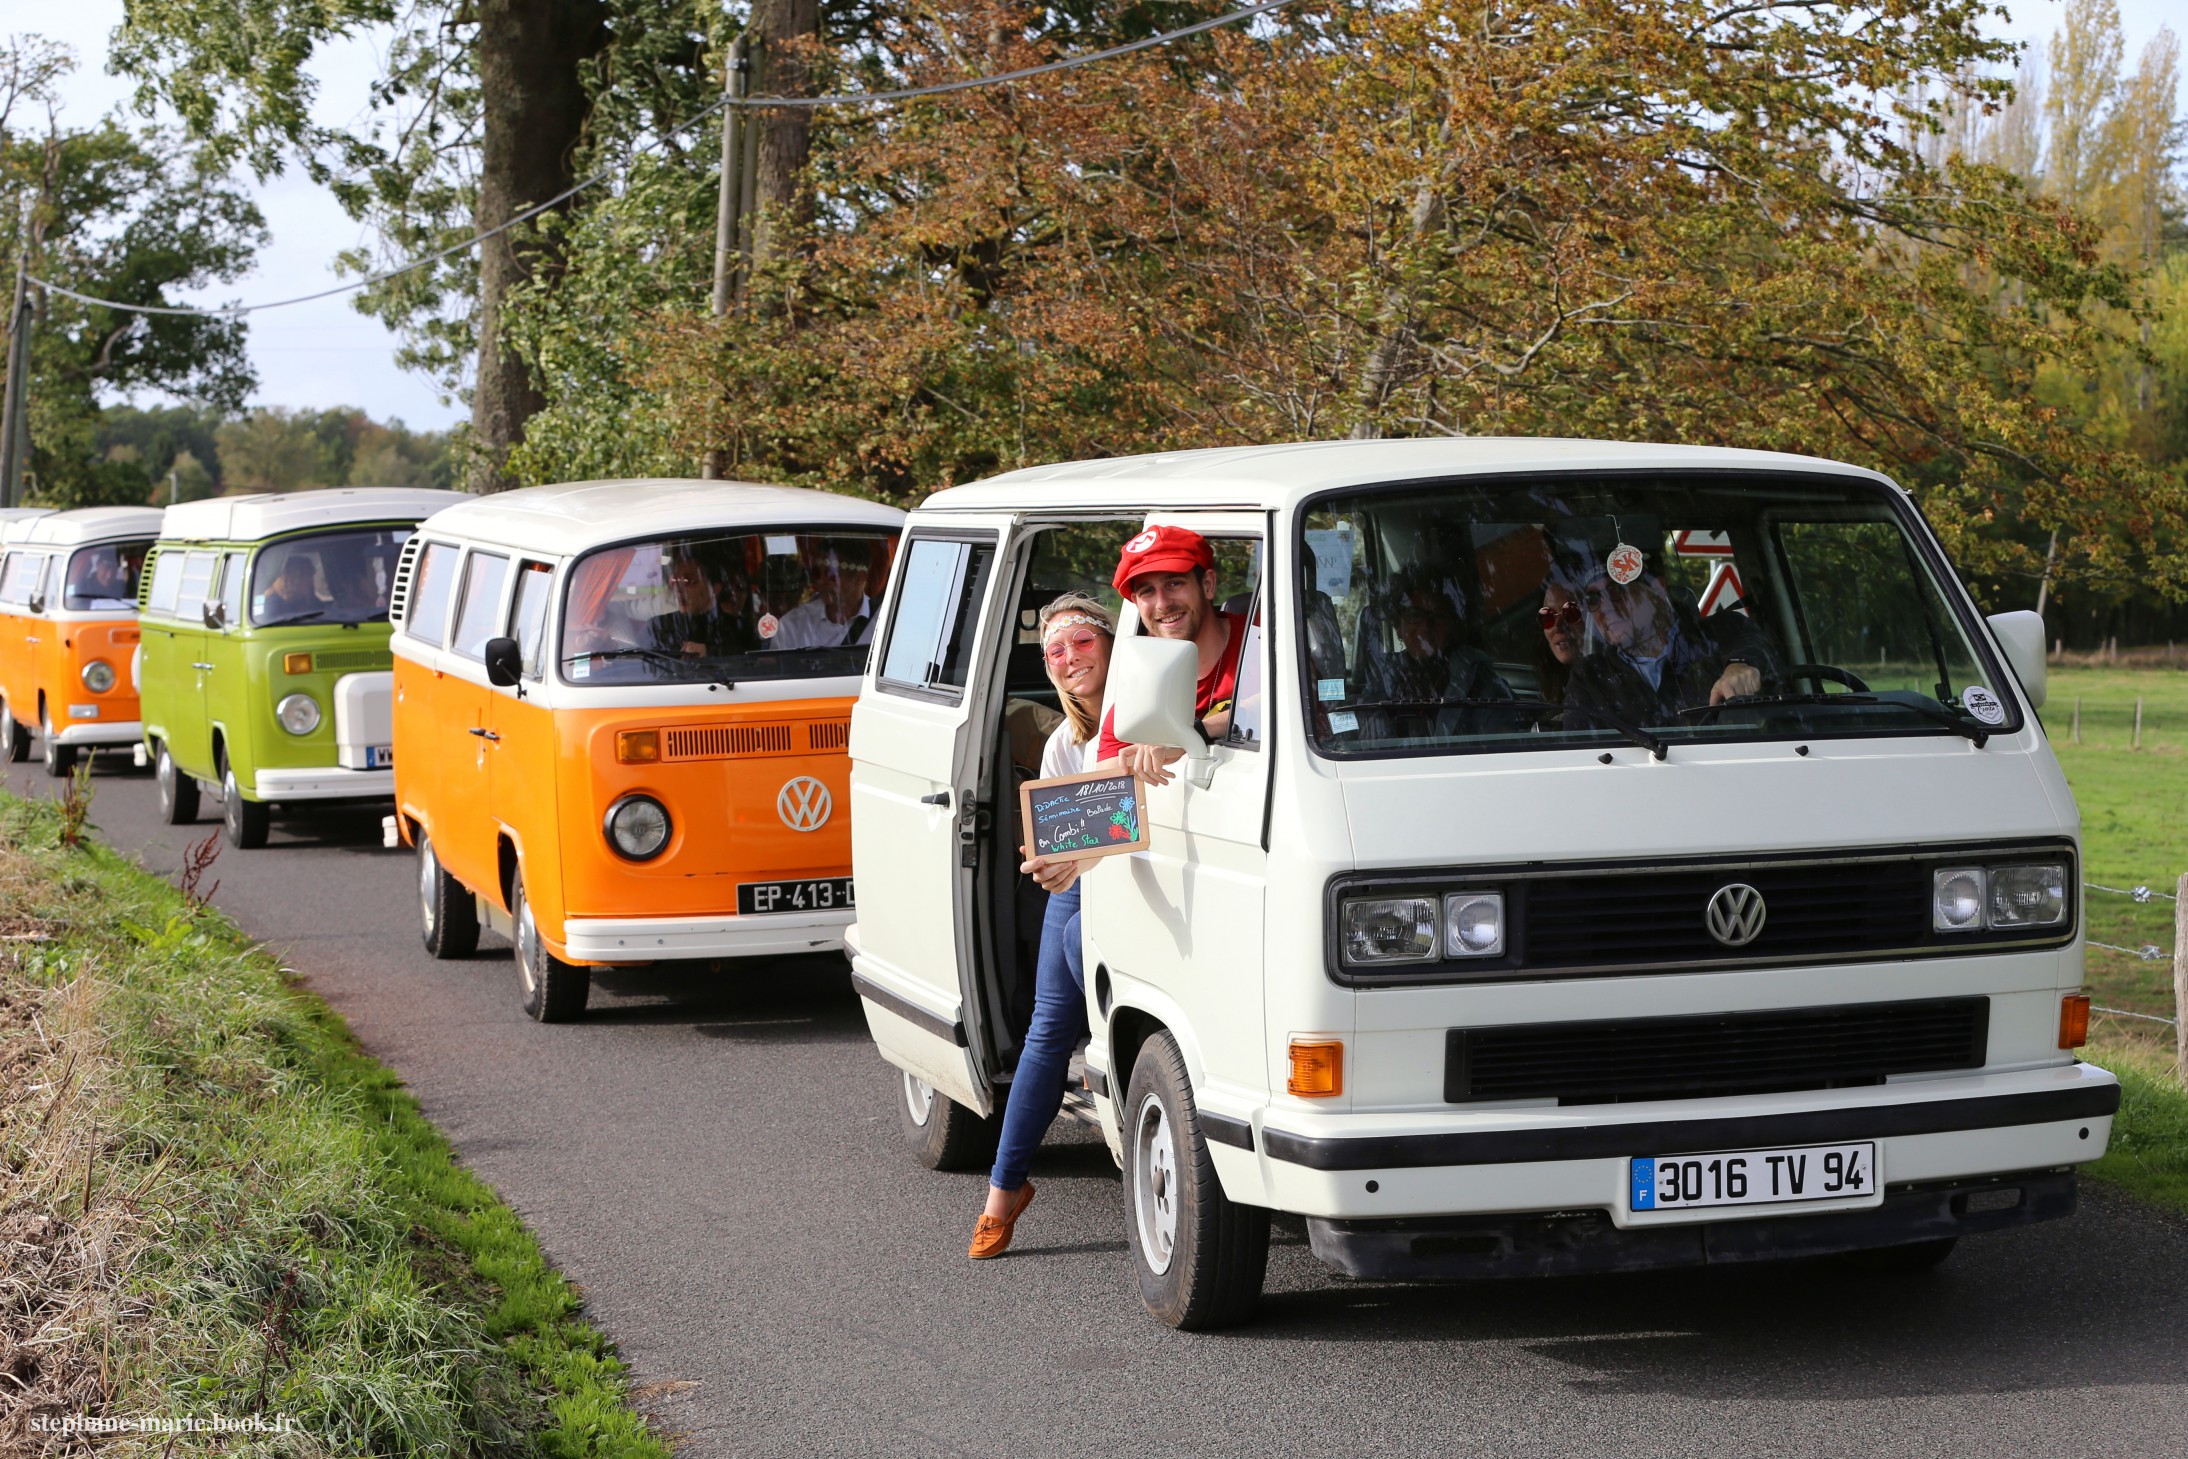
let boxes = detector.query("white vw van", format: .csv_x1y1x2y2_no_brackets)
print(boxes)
845,439,2115,1329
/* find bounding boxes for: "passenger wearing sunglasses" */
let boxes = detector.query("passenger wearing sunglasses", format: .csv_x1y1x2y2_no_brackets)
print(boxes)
1536,578,1582,704
972,592,1117,1259
1562,540,1778,733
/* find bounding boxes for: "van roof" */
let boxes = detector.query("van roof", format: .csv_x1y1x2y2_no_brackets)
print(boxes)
414,478,906,556
159,488,471,544
9,506,166,547
920,438,1893,512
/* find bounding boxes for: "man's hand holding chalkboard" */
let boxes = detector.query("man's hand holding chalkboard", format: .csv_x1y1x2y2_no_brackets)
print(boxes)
1112,743,1183,786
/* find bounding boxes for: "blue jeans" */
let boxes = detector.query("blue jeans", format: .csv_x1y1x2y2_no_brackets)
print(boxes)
990,884,1086,1192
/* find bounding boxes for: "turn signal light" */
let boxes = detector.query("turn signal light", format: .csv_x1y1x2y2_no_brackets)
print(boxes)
283,652,313,674
1287,1038,1344,1098
2058,993,2091,1050
616,729,660,764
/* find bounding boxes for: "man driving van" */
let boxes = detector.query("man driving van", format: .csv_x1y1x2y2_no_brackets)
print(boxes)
652,546,757,658
1097,524,1245,784
771,539,874,651
1562,535,1778,730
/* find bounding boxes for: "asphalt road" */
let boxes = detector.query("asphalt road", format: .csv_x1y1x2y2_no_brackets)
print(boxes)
13,749,2188,1457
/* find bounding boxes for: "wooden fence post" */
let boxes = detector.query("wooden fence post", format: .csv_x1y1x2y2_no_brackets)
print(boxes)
2072,697,2082,744
2134,697,2144,750
2176,872,2187,1083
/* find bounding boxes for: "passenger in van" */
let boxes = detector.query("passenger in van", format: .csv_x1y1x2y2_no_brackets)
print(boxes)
1535,575,1582,704
66,549,133,609
323,549,389,620
972,593,1117,1260
1358,566,1511,735
260,555,323,620
770,539,873,650
1095,524,1245,783
1563,540,1777,728
652,547,758,658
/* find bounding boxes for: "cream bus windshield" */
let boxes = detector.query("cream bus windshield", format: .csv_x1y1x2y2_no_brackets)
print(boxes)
1301,475,2012,757
561,529,899,685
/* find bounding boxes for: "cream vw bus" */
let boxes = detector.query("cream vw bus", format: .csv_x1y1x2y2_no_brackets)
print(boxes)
389,480,903,1021
846,439,2114,1329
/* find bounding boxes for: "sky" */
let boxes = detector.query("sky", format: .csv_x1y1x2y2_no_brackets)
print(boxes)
15,0,2188,436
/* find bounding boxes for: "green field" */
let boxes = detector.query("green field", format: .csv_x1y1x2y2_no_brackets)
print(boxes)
2043,665,2188,1212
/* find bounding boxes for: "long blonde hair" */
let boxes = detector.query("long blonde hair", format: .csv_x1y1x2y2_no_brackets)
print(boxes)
1039,591,1116,745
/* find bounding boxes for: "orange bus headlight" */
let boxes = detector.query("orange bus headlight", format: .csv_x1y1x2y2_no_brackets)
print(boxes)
616,729,660,764
603,794,671,860
80,659,117,693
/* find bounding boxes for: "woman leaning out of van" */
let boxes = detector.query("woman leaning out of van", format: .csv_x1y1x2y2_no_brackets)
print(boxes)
971,593,1116,1260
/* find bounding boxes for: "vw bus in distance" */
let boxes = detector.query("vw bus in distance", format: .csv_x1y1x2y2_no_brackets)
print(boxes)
389,479,903,1022
136,488,467,846
846,438,2114,1329
0,507,160,776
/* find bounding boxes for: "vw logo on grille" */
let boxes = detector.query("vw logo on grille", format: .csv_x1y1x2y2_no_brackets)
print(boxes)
777,776,833,832
1705,883,1768,947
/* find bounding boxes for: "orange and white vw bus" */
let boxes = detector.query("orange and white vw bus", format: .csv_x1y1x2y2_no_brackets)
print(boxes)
389,479,904,1021
0,507,162,776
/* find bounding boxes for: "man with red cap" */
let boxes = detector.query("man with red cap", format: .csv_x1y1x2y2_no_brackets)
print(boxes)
1098,524,1245,784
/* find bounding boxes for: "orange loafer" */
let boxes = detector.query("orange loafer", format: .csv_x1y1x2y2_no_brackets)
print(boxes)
968,1182,1037,1260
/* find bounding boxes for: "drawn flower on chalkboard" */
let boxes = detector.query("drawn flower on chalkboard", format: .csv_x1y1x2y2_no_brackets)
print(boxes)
1118,795,1135,814
1108,823,1129,840
1109,809,1131,827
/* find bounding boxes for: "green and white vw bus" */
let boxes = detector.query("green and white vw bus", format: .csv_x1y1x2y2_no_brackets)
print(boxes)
137,489,466,846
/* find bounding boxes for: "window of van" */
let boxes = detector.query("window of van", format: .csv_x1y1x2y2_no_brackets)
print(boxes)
63,541,151,611
175,552,219,620
405,541,457,646
217,552,249,628
0,551,41,607
511,561,554,677
1301,474,2013,757
146,550,183,614
877,535,993,698
451,552,510,661
253,528,413,627
561,528,901,686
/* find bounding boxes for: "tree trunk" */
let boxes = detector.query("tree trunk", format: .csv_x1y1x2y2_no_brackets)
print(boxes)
468,0,607,493
748,0,819,277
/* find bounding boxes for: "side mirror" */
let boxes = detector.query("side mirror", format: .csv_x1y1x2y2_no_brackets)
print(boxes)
26,593,44,615
202,601,225,630
482,635,523,689
1985,609,2047,712
1108,635,1207,762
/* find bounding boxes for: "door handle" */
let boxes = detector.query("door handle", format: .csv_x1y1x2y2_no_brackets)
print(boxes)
469,727,500,742
919,790,951,808
190,662,215,671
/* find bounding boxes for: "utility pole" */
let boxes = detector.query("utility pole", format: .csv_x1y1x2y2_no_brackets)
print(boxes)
701,34,751,481
0,223,30,510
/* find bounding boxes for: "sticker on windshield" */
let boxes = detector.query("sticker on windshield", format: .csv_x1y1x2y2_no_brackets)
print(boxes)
1304,527,1354,599
571,655,591,680
1318,677,1346,702
1607,542,1645,585
758,612,779,640
1962,686,2006,725
1326,710,1359,734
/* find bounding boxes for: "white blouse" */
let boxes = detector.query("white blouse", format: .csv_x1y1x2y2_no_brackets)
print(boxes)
1040,719,1096,779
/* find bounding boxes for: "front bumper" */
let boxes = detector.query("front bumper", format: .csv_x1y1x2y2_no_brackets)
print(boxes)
561,907,854,963
249,766,396,803
54,719,142,747
1308,1168,2077,1280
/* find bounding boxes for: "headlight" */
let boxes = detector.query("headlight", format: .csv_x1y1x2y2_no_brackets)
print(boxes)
81,659,117,693
1444,892,1505,957
1933,868,1985,933
604,794,672,861
276,693,322,735
1988,864,2066,928
1341,897,1439,965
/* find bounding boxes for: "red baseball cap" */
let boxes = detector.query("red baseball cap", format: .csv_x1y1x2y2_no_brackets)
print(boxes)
1112,523,1215,595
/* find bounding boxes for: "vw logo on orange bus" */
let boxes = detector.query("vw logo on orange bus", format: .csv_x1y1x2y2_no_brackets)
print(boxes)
1705,883,1767,947
776,776,833,833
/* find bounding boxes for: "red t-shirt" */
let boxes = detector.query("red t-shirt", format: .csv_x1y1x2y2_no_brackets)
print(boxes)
1098,612,1246,762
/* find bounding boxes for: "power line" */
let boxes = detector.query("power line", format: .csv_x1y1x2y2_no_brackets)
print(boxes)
24,0,1299,321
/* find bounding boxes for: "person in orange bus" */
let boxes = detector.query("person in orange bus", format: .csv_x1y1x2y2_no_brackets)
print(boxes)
771,539,874,650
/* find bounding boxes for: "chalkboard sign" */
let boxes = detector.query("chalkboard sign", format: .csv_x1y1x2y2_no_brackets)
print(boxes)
1018,768,1149,863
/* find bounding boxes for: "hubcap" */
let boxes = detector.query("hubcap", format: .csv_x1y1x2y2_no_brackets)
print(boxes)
419,840,439,935
515,886,540,995
224,769,240,831
903,1070,935,1126
1131,1091,1180,1275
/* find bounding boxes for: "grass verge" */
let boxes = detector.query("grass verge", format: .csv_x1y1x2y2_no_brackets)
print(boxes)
2046,665,2188,1218
0,790,673,1457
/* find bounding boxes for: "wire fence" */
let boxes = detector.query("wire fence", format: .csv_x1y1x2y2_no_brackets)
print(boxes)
2083,879,2181,1029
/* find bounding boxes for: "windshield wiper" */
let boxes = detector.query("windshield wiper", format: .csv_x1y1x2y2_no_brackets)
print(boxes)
563,646,736,691
256,610,325,628
1679,693,1988,747
1346,696,1668,760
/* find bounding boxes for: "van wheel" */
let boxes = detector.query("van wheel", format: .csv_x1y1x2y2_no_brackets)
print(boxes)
220,760,269,849
0,694,29,762
154,741,199,824
898,1068,1001,1172
512,870,588,1021
417,828,479,959
1842,1237,1957,1273
1122,1031,1269,1330
39,708,75,778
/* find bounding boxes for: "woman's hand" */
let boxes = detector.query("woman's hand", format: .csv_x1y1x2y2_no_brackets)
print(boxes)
1019,852,1082,894
1118,742,1186,786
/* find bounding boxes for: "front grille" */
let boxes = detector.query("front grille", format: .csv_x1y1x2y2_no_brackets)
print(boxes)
1445,996,1989,1105
663,723,795,760
316,649,392,672
807,721,849,752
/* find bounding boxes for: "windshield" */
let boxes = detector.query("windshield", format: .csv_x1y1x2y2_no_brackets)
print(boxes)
251,528,414,626
560,528,900,685
1301,473,2012,757
64,540,152,611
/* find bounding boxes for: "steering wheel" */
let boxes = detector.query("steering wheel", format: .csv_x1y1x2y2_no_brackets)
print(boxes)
1771,663,1871,694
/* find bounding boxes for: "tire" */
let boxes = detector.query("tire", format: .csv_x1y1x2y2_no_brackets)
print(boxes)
39,707,75,778
0,694,29,762
220,758,269,849
154,741,199,825
512,870,588,1022
1120,1031,1270,1329
417,828,480,959
897,1067,1002,1172
1842,1237,1958,1274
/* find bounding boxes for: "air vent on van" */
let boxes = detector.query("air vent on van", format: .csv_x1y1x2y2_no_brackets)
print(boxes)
663,723,796,760
136,546,161,612
807,721,849,752
315,649,394,673
387,535,424,625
